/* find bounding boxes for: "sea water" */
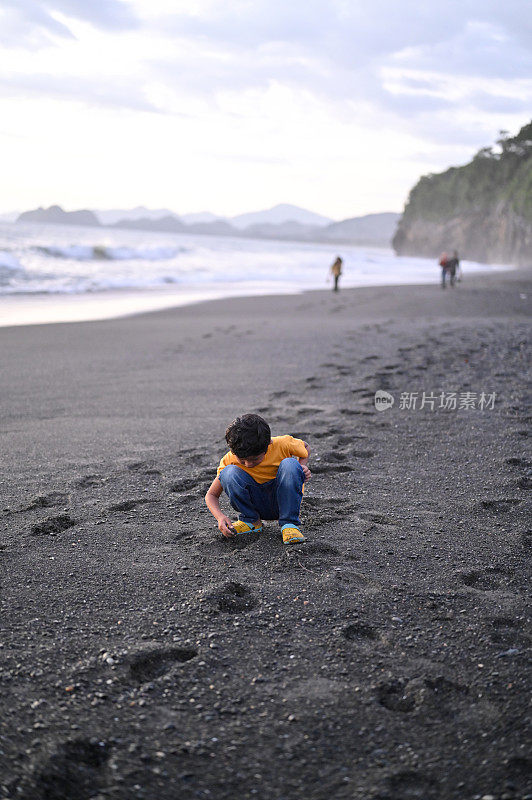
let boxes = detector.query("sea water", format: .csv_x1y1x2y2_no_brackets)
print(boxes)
0,221,512,326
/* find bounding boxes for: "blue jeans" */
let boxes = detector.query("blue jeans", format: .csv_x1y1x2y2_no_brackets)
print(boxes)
219,457,305,528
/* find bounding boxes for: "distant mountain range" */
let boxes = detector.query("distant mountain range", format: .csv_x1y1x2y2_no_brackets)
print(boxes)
230,204,332,230
15,203,400,247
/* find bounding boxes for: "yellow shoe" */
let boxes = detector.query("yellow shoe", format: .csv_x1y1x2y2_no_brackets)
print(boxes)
231,520,263,534
281,525,307,545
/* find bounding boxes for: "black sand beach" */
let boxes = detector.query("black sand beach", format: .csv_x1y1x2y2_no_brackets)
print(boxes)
1,270,531,800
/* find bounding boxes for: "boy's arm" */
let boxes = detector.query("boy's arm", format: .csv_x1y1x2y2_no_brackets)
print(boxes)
205,477,235,538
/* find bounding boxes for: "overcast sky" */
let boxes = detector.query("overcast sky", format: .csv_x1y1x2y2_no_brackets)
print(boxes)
0,0,530,219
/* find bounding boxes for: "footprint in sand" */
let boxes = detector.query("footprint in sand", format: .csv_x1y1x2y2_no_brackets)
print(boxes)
383,770,438,800
341,620,379,641
339,407,369,416
128,646,197,683
505,457,530,468
311,429,338,439
289,431,312,442
490,617,530,648
106,498,154,513
22,738,111,800
504,457,532,490
6,491,70,515
169,477,202,493
73,474,105,489
344,408,374,417
31,514,77,536
422,676,470,718
376,675,469,717
127,461,162,476
320,450,348,462
127,460,155,472
375,678,417,712
202,581,258,613
181,452,207,467
459,567,512,591
374,375,395,390
25,492,69,511
481,498,522,514
504,755,532,793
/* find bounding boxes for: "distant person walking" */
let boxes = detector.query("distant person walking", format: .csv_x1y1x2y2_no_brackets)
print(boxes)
439,251,459,289
330,256,343,292
446,251,460,285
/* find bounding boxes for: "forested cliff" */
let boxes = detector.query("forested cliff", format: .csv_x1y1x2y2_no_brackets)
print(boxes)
393,122,532,265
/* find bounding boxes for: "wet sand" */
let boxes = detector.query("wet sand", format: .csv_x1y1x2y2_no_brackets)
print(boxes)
1,269,531,799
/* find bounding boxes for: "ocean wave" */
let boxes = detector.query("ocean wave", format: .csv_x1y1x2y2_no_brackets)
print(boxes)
35,244,188,261
0,250,21,270
0,250,24,286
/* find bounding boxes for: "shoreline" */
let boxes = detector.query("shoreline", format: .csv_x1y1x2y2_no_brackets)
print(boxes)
0,261,521,329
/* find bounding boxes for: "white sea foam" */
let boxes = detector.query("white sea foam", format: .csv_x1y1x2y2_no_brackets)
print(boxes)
36,244,187,261
0,221,512,303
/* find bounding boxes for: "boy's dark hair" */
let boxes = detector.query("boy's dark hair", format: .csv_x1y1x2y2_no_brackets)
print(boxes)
225,414,271,458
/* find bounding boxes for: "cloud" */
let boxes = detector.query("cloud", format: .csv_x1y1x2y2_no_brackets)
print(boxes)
152,0,530,74
1,0,530,152
137,0,531,135
392,20,532,80
0,0,138,48
0,73,158,114
464,91,532,114
46,0,139,30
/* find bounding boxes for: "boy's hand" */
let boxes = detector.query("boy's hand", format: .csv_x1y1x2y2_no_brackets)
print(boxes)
299,442,311,481
301,464,312,481
218,515,236,538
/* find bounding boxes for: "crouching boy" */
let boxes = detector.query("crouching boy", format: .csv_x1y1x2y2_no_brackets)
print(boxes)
205,413,311,545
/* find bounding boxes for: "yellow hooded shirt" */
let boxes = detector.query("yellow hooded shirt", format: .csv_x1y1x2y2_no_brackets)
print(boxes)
217,435,308,484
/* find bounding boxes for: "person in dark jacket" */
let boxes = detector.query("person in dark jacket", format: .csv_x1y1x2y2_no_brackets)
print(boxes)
445,251,460,288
